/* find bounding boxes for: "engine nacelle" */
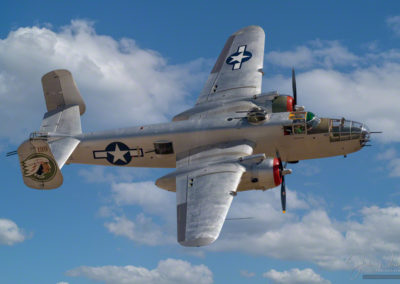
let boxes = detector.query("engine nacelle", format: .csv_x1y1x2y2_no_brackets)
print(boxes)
272,95,294,113
238,158,282,191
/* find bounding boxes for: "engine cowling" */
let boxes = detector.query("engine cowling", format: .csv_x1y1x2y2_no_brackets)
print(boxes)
272,95,294,113
238,158,282,191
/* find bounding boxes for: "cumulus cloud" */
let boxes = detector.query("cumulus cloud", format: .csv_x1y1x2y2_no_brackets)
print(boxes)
263,268,330,284
0,20,207,143
102,179,400,272
66,258,213,284
387,16,400,36
375,148,400,177
111,181,174,217
0,218,27,245
104,214,174,246
265,40,359,69
212,203,400,270
100,181,175,245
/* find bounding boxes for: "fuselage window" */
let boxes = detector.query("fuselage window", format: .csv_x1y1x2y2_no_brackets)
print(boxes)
154,141,174,154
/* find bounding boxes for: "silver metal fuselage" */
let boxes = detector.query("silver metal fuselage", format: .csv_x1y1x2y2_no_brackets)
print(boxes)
68,112,364,167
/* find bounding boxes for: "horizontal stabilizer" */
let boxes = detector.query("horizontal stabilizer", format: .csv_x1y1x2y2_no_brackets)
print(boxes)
48,137,80,169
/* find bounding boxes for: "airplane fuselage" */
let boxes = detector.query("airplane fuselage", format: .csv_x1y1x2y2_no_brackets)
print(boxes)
68,112,365,168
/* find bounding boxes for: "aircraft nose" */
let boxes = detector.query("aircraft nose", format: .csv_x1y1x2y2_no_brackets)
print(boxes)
360,124,370,146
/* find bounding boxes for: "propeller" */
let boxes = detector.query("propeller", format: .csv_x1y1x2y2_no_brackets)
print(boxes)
276,151,291,213
292,68,297,106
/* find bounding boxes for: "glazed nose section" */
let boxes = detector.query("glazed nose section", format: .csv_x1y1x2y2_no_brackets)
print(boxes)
330,119,370,145
360,124,370,146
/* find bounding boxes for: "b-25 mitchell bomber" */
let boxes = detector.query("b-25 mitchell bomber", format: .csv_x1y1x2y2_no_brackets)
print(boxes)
16,26,371,247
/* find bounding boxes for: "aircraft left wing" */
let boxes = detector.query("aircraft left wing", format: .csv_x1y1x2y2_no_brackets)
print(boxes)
175,143,253,247
196,26,265,105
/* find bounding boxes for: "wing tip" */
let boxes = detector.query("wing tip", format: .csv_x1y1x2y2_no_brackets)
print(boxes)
179,237,216,247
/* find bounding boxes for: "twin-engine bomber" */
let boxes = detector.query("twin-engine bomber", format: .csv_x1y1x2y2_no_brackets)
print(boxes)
16,26,371,247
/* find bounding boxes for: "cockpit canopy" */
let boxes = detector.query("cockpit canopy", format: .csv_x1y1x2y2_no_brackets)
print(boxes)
306,112,321,131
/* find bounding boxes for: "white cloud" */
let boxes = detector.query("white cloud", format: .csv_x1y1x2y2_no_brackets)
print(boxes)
96,180,177,245
377,148,396,160
263,268,330,284
111,181,174,217
387,159,400,177
104,181,400,272
240,270,255,278
0,218,27,245
101,181,176,245
375,148,400,177
265,40,358,69
66,258,213,284
100,177,400,271
212,202,400,271
0,20,207,143
56,282,69,284
222,189,309,237
387,16,400,36
104,214,174,246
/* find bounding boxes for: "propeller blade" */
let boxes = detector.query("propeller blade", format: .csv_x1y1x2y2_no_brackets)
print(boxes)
292,68,297,106
276,150,288,213
281,176,286,213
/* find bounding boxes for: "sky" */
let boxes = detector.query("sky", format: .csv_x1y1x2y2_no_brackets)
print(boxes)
1,1,400,283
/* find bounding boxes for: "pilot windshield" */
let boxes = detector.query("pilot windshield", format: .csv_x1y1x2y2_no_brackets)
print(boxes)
306,112,321,131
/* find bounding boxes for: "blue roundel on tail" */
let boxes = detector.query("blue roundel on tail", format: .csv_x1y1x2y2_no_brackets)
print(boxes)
226,45,252,70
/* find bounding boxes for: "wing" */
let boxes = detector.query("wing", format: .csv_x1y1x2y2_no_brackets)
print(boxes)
176,143,253,247
196,26,265,105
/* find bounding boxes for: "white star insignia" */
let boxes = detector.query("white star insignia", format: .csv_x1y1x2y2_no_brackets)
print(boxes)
229,52,249,64
108,144,129,163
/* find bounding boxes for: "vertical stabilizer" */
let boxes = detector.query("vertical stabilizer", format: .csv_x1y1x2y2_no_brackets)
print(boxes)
42,69,86,115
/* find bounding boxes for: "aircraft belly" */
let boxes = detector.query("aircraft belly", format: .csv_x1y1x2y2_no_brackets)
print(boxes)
276,134,362,161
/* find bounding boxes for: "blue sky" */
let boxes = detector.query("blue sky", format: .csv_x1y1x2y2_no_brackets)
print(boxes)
1,1,400,283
